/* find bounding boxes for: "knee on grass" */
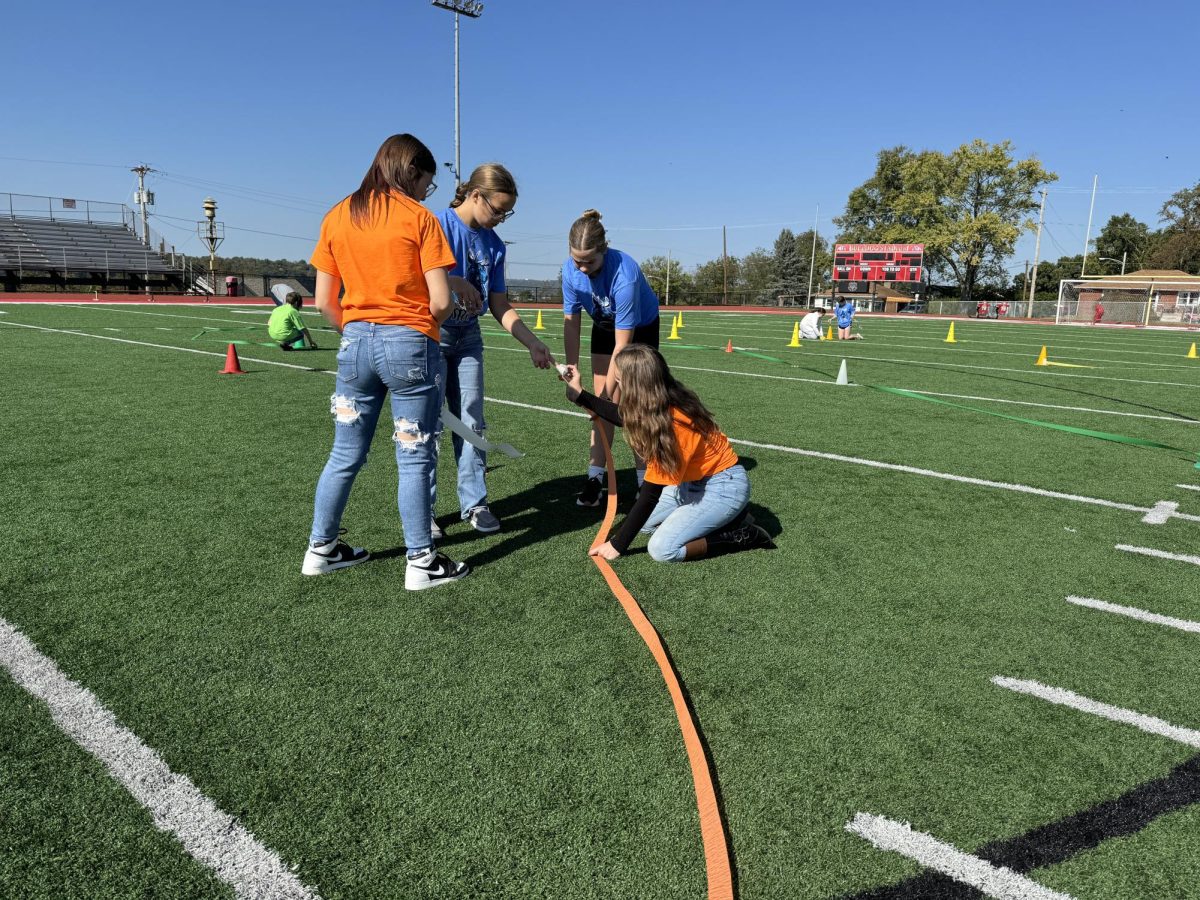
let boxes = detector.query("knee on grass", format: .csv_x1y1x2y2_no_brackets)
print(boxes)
647,532,687,563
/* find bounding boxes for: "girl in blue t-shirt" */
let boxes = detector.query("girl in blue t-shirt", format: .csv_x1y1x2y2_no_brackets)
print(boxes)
433,163,553,537
835,297,863,340
561,209,661,507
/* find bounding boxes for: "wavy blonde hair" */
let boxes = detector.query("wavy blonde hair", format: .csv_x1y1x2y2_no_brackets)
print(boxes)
450,162,517,209
615,344,718,478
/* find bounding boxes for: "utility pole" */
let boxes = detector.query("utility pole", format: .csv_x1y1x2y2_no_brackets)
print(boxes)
131,165,155,247
665,249,671,306
1027,188,1047,317
806,204,819,307
1080,174,1098,277
722,225,728,305
431,0,484,185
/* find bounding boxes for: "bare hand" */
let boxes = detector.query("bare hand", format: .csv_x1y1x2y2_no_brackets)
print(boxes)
589,541,620,560
562,364,583,402
448,276,483,315
529,342,553,369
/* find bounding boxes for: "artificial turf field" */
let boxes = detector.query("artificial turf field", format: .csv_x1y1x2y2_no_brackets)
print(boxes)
2,302,1199,899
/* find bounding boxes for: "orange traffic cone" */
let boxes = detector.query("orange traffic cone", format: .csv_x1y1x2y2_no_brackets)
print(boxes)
725,339,734,353
220,343,247,375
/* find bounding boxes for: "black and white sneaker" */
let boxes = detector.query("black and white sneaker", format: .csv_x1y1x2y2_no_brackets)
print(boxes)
302,533,370,576
430,519,445,541
405,549,470,591
576,475,607,508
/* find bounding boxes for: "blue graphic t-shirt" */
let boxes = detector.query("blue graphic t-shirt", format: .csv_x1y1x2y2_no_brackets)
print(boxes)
436,208,507,322
561,248,659,329
835,301,855,328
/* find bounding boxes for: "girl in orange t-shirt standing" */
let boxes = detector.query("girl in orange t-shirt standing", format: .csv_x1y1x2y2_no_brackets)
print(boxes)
562,344,774,563
302,133,469,591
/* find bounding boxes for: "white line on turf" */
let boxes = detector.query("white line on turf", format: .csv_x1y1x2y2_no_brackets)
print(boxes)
1066,596,1200,633
1115,544,1200,567
0,615,320,900
1176,484,1200,491
8,320,1199,528
845,813,1075,900
992,676,1200,749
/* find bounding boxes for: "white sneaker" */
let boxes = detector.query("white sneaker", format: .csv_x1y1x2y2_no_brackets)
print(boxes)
468,506,501,533
302,535,370,576
430,519,445,541
404,549,470,591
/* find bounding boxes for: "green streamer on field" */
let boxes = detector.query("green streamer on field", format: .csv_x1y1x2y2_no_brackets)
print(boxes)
873,386,1200,468
734,349,784,362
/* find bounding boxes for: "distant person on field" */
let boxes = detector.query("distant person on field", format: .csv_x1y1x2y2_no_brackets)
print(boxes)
303,132,469,591
835,297,864,340
1094,300,1105,324
560,344,773,563
799,307,826,340
268,292,318,350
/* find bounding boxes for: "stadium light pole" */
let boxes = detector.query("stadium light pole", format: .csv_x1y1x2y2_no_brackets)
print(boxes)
431,0,484,186
1097,254,1127,275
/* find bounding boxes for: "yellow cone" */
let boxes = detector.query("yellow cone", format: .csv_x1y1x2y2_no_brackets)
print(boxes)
825,324,833,341
667,318,681,341
1035,345,1048,366
533,309,545,331
944,322,957,343
1188,342,1198,359
787,321,801,348
677,310,685,328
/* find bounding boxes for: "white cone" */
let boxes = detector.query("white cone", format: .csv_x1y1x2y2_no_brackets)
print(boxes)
836,359,849,385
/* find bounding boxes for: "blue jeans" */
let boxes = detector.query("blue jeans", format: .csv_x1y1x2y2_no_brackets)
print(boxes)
309,321,441,558
642,465,750,563
430,317,487,518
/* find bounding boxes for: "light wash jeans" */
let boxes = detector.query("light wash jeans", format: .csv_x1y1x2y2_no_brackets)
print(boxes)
430,317,487,518
309,321,441,558
642,465,750,563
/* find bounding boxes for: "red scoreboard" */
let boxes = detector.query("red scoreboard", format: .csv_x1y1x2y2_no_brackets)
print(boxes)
833,243,924,283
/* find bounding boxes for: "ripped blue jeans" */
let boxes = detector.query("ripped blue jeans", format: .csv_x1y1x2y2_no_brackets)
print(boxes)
309,321,441,558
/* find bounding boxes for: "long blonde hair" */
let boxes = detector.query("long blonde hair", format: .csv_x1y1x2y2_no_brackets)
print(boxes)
450,163,518,209
615,344,718,478
569,209,608,253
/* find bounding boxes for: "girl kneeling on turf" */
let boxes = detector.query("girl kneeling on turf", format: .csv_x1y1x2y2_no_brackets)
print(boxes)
562,344,774,562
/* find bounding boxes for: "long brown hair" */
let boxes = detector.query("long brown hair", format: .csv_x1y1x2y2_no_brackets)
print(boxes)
348,134,437,227
614,344,719,478
450,162,518,209
568,208,607,253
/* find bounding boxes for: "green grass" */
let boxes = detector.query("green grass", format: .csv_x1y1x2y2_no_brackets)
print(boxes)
2,303,1199,898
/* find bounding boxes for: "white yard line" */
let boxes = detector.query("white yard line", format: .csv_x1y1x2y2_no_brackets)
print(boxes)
1115,544,1200,567
1066,596,1200,633
0,616,320,900
1175,484,1200,491
845,813,1075,900
7,320,1198,529
992,677,1200,749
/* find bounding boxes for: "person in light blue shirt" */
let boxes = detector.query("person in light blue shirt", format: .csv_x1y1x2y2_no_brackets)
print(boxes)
432,163,553,537
835,297,864,340
561,209,661,506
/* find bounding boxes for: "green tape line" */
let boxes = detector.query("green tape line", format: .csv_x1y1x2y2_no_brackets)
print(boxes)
873,386,1200,468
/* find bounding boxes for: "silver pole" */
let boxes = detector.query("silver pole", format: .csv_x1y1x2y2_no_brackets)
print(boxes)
1080,174,1097,277
1027,189,1047,317
665,249,671,306
806,204,819,306
454,12,460,184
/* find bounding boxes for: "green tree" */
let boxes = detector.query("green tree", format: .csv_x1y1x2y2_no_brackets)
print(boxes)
793,229,832,297
1094,213,1150,274
691,256,740,303
640,255,693,304
769,228,804,300
1145,182,1200,272
738,248,775,303
836,140,1057,303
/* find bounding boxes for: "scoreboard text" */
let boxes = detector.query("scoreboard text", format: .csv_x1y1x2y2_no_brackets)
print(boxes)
833,243,924,283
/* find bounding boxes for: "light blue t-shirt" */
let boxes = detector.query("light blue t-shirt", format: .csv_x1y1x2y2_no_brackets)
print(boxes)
436,208,507,321
835,301,855,328
561,248,659,329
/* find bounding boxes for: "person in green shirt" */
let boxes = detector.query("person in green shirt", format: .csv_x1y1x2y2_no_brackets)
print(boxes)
268,293,318,350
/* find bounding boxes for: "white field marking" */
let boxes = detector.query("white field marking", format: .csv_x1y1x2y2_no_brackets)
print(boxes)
0,616,321,900
1066,596,1200,634
992,676,1200,749
1116,544,1200,567
1142,501,1180,524
79,304,286,328
1176,484,1200,491
10,320,1199,529
847,325,1197,361
845,813,1075,900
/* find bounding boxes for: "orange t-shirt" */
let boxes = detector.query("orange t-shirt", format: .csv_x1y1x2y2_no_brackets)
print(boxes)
643,409,740,486
310,191,456,341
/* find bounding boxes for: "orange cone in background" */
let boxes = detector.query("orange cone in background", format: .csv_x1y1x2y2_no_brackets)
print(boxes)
725,339,734,353
220,343,247,375
1034,345,1048,366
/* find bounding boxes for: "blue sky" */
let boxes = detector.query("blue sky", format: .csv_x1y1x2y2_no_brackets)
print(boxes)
4,0,1198,282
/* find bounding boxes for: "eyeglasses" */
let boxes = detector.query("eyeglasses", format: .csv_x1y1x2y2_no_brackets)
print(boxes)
422,181,438,200
480,193,516,223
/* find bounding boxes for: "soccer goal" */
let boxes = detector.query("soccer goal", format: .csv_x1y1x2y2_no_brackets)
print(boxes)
1056,278,1200,327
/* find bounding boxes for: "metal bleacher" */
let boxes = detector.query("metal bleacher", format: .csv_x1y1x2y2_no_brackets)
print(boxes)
0,217,173,274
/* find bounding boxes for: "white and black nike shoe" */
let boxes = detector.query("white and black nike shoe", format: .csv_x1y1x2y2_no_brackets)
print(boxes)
405,549,470,591
301,533,370,576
